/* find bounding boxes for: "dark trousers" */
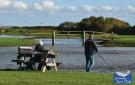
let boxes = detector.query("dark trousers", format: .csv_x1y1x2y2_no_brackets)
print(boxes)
37,63,51,70
85,55,94,72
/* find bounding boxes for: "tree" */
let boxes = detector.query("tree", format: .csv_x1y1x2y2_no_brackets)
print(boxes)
130,25,135,35
57,21,78,30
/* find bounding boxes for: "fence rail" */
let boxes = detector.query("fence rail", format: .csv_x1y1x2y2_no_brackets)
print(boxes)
39,30,114,46
1,30,114,46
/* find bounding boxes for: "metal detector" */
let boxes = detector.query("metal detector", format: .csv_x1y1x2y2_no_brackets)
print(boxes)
95,52,109,65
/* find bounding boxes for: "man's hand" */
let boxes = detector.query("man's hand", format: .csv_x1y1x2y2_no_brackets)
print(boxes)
48,50,54,54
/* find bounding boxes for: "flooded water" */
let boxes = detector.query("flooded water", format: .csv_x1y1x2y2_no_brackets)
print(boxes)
0,35,25,38
0,45,135,72
0,35,135,72
0,35,100,45
0,35,37,39
36,39,82,45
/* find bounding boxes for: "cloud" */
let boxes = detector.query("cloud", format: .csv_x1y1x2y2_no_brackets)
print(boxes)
32,0,63,13
42,0,61,12
100,5,119,12
0,0,132,16
81,5,119,13
14,1,28,10
0,0,12,9
65,6,77,12
33,1,77,14
82,5,95,12
127,5,135,13
34,3,43,11
101,5,113,11
42,0,54,9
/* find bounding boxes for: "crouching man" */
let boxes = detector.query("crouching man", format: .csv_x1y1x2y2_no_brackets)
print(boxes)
31,40,55,70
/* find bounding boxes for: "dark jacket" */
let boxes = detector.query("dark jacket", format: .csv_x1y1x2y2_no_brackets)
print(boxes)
34,44,45,52
32,44,47,62
84,38,98,55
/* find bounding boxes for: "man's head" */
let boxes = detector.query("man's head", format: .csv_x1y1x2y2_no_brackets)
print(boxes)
38,40,44,45
88,34,93,39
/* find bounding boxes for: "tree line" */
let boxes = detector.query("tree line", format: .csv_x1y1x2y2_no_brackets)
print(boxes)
57,16,135,35
8,16,135,35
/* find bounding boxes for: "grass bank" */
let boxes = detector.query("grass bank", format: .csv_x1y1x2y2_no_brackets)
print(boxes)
0,71,134,85
113,35,135,47
102,35,135,47
0,38,36,47
0,35,135,47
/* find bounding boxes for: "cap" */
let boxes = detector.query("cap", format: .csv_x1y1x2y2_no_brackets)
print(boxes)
38,40,43,45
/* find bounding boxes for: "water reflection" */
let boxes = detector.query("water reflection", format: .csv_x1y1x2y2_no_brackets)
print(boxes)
0,35,26,38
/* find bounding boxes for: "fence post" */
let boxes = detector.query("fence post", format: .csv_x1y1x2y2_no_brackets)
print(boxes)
82,30,86,45
52,30,55,46
0,28,1,35
92,32,95,39
67,31,70,38
43,29,45,39
111,31,114,41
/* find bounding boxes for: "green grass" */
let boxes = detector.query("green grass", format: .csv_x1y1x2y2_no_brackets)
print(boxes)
0,38,36,47
98,35,135,47
0,71,134,85
112,35,135,47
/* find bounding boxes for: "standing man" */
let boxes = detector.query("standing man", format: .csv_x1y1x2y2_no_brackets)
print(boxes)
84,35,98,72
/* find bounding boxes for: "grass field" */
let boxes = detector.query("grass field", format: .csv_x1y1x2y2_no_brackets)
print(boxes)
0,38,36,47
0,71,134,85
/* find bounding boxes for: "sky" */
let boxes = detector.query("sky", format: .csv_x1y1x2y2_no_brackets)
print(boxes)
0,0,135,26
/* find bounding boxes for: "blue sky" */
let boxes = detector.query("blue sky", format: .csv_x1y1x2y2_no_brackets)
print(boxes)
0,0,135,26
